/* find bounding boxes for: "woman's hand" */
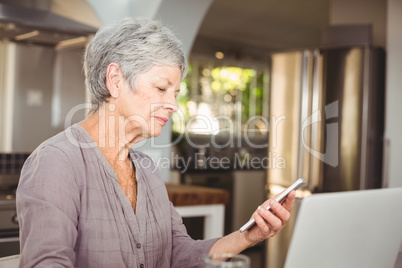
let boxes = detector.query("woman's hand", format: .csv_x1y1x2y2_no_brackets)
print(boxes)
209,190,296,256
242,190,296,246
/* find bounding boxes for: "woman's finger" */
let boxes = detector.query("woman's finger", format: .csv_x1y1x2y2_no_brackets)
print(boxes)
254,210,270,234
282,190,296,211
270,200,291,224
256,205,283,232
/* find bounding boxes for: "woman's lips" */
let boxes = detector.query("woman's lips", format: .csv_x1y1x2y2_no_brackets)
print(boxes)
155,116,168,126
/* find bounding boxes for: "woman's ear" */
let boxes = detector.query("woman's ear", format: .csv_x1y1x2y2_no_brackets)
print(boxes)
106,63,122,98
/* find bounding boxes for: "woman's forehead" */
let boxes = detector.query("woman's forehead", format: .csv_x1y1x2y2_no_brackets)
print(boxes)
139,65,182,81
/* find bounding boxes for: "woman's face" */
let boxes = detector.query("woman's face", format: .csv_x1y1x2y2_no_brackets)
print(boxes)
115,65,181,140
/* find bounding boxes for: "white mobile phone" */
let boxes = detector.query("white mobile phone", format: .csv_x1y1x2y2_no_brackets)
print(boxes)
239,178,306,233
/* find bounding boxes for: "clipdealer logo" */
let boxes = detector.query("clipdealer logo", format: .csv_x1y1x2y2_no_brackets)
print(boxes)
63,101,339,169
301,101,339,167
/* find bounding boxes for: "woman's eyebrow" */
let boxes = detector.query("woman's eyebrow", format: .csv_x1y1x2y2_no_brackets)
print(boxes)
153,77,172,86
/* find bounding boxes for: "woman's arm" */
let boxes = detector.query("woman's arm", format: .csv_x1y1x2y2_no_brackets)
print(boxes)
169,201,219,267
17,145,80,267
209,190,295,255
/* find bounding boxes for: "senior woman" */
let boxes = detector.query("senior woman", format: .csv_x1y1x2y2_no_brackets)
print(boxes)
16,17,295,267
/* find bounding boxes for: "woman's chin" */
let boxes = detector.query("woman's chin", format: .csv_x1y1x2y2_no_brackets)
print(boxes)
148,129,163,139
151,131,163,138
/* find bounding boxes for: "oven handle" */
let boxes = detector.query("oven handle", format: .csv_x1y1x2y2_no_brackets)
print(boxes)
0,237,19,243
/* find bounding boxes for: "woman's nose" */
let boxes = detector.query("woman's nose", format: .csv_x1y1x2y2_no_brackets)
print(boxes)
163,96,178,112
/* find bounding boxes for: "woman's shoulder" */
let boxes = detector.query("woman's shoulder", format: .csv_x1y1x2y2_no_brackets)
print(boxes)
20,125,100,192
26,125,95,168
44,124,93,153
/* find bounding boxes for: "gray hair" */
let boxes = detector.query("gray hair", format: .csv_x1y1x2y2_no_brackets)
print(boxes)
83,17,188,113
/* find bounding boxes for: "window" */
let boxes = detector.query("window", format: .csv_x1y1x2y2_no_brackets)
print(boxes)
172,60,270,138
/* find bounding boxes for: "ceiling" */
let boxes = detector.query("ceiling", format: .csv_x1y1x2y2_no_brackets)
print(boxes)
191,0,331,63
0,0,331,63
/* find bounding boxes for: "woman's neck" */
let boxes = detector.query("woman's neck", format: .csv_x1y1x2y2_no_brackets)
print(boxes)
78,104,145,163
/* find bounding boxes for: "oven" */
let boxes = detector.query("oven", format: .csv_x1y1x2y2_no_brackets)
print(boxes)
0,175,20,257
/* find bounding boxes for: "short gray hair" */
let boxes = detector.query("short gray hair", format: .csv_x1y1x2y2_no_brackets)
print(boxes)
83,17,188,113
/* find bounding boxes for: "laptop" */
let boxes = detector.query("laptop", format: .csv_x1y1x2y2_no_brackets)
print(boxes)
284,187,402,268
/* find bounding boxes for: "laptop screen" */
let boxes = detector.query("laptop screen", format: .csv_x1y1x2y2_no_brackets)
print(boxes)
284,188,402,268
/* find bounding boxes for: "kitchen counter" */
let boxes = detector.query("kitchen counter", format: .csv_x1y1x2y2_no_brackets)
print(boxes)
165,183,229,239
165,183,229,206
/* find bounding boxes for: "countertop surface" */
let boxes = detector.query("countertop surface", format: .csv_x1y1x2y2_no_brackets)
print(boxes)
165,183,229,206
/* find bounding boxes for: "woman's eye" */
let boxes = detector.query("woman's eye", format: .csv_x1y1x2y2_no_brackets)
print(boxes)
158,88,166,92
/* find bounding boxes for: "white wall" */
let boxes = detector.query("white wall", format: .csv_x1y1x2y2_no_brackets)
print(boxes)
385,0,402,188
85,0,132,25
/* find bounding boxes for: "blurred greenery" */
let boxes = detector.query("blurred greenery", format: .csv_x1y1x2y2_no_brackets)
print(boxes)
210,67,255,93
172,61,268,135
